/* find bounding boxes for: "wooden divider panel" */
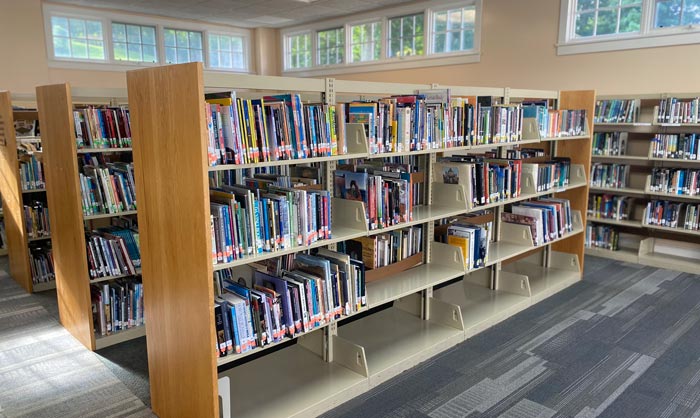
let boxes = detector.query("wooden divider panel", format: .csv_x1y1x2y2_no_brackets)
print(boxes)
127,62,218,418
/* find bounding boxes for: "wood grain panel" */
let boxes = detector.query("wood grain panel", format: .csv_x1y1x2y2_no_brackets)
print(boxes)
552,90,596,273
36,84,95,349
127,63,218,418
0,91,32,293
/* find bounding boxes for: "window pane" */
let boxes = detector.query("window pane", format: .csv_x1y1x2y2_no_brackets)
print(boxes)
389,35,401,57
619,6,642,32
390,17,401,38
52,16,69,37
434,11,447,32
71,38,88,58
189,31,203,49
88,40,104,59
233,53,244,69
141,26,156,45
683,0,700,24
191,49,203,62
112,23,126,42
621,0,640,4
86,20,102,40
448,31,460,52
53,36,71,57
126,25,141,44
177,48,189,63
209,51,219,67
656,0,682,27
209,35,219,52
448,9,462,30
221,53,232,68
221,35,232,51
577,0,596,11
176,30,189,48
164,29,176,47
462,29,474,50
143,45,157,63
402,16,414,36
69,18,86,38
165,47,177,63
598,0,618,8
414,35,424,55
596,9,618,35
434,32,446,53
575,11,596,36
113,42,128,60
127,43,142,61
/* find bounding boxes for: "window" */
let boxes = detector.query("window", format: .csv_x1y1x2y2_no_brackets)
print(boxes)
209,34,246,70
388,13,425,58
112,23,157,63
573,0,642,38
433,6,476,53
286,32,312,69
164,28,203,64
318,27,345,66
655,0,700,28
350,21,382,62
50,16,105,60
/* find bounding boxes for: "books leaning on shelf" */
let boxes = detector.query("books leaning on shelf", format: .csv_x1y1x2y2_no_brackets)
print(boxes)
204,92,344,166
86,228,141,279
212,249,367,357
435,155,522,208
74,106,132,149
587,194,634,221
594,99,638,123
590,163,630,188
501,198,573,246
506,147,546,159
522,159,571,192
644,200,685,228
649,168,700,196
18,154,45,191
24,201,50,239
523,103,587,138
435,213,492,270
657,97,700,124
30,247,54,284
593,132,628,156
585,224,619,250
337,225,423,270
651,134,700,160
91,281,144,336
78,154,137,217
210,183,331,263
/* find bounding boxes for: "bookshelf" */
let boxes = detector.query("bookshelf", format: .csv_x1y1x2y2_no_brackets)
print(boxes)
0,91,54,293
35,83,143,350
587,94,700,273
125,62,594,418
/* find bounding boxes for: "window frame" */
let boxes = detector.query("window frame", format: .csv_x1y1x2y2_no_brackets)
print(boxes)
386,12,427,58
281,0,481,76
43,3,252,73
558,0,700,55
317,27,346,66
430,4,479,56
111,22,159,64
208,32,248,71
163,28,205,65
285,30,314,70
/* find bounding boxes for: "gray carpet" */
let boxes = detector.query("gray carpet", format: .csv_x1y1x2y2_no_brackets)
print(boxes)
323,256,700,418
0,260,153,418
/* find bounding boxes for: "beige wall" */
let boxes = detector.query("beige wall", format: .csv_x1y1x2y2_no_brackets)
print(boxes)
313,0,700,96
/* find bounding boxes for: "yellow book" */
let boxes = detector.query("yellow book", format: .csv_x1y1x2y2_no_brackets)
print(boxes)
447,235,470,268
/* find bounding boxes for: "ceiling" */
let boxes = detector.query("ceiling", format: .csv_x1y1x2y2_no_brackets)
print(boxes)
53,0,415,28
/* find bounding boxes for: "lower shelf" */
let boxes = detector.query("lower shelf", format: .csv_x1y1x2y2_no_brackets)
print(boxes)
508,262,580,303
221,343,369,418
94,325,146,350
584,247,639,263
638,251,699,274
32,280,56,292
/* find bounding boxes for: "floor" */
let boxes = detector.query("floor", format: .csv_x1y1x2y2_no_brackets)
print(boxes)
2,255,700,417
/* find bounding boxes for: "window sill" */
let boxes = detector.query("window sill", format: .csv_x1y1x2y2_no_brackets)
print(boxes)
557,30,700,55
48,59,252,75
282,52,480,77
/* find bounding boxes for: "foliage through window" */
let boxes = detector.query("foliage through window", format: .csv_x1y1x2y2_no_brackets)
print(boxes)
209,34,246,70
350,22,382,62
388,13,425,58
163,28,203,64
433,6,476,53
655,0,700,28
574,0,642,38
112,23,157,63
51,16,105,60
287,33,312,69
318,27,345,66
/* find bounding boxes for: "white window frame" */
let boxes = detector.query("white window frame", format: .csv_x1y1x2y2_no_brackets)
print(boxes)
43,3,252,73
111,22,159,64
558,0,700,55
281,0,481,76
430,4,479,56
284,30,313,70
348,19,383,63
387,12,427,58
317,27,346,66
163,28,205,65
208,32,248,71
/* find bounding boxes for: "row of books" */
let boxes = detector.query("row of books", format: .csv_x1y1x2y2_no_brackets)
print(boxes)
594,99,638,123
523,160,571,192
74,106,132,149
86,228,141,279
656,97,700,124
593,132,628,156
436,156,523,207
644,200,684,228
213,250,367,356
505,147,546,159
78,155,137,217
338,226,423,270
585,224,619,251
523,104,587,138
590,163,630,189
30,247,54,284
651,134,700,160
24,201,50,239
205,92,343,166
440,214,492,270
649,168,700,196
501,198,573,246
587,194,634,221
210,184,331,264
18,154,45,191
91,281,144,336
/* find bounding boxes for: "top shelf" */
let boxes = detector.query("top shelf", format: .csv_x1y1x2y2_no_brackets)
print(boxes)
77,147,132,154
